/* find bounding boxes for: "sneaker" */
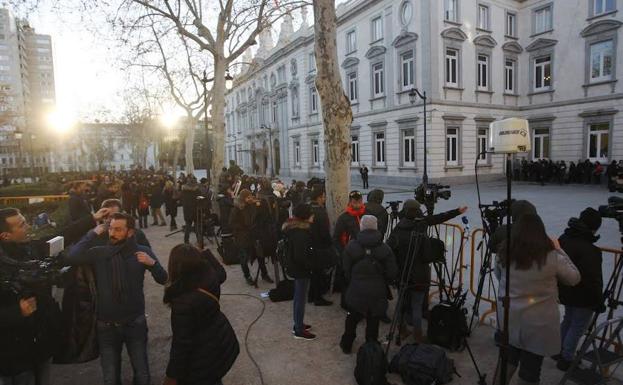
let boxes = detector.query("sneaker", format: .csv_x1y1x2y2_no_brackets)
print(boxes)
314,298,333,306
557,359,572,372
291,324,312,334
262,275,274,284
293,330,316,340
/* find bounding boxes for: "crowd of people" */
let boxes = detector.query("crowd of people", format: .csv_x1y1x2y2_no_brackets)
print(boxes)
511,158,623,189
0,159,611,385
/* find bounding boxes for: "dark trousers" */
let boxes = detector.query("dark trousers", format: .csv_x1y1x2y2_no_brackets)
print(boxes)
508,345,544,383
309,269,329,303
184,217,196,244
97,315,150,385
293,278,310,334
239,247,268,279
362,176,369,189
0,360,50,385
138,215,148,228
341,311,380,348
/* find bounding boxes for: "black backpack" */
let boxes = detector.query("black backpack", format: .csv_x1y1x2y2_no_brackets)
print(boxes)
389,343,455,385
354,341,389,385
217,233,240,265
268,238,295,302
427,302,469,351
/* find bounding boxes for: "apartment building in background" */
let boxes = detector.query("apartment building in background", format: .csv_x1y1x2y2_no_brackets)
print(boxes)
0,8,56,177
225,0,623,184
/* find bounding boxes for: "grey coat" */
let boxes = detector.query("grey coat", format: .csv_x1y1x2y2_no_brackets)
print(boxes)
498,249,580,357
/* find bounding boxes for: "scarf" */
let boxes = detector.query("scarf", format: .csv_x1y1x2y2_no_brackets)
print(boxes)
340,204,366,246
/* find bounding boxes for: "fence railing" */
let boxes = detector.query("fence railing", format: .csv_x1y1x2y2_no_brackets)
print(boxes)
428,222,468,301
0,194,69,206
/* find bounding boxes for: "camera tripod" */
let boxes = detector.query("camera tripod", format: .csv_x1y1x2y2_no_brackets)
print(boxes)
385,205,401,240
383,215,487,385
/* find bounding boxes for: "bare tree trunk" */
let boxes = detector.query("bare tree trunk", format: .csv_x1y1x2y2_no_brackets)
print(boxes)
313,0,353,225
172,139,182,173
185,119,195,175
210,55,226,187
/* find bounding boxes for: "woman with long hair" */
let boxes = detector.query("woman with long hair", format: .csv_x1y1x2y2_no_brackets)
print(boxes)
163,244,238,385
495,214,580,385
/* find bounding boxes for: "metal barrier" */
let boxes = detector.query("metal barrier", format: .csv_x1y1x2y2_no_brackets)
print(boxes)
0,195,69,206
428,222,468,301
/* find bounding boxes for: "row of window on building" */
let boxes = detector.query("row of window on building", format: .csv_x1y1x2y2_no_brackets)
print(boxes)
289,121,611,170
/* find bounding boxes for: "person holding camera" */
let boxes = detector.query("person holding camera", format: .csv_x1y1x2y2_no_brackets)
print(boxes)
387,200,467,343
556,208,603,371
494,214,580,385
65,212,168,385
229,189,271,286
339,215,398,353
0,208,62,385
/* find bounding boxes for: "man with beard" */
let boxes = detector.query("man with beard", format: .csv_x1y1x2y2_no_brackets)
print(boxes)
66,213,167,385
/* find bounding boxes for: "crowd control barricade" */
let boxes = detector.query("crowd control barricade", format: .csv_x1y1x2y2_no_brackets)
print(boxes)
0,194,69,206
594,246,623,353
428,222,467,302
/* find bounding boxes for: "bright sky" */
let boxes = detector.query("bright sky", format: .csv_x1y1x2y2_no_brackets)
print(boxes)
22,1,351,121
26,2,126,121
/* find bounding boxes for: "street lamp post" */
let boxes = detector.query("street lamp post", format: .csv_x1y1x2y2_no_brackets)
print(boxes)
409,88,428,185
260,124,274,178
14,129,23,180
29,134,36,178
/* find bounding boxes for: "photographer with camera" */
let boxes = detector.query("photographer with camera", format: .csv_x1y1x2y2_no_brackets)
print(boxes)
365,189,389,237
387,200,467,342
229,189,271,286
494,214,580,385
556,208,603,371
0,208,62,385
65,212,167,385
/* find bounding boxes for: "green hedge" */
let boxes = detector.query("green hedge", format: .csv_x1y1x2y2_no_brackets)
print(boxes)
0,182,66,197
14,200,70,240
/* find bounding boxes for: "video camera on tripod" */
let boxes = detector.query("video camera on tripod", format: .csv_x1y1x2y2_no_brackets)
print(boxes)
0,236,69,297
480,200,513,235
599,196,623,232
415,183,451,213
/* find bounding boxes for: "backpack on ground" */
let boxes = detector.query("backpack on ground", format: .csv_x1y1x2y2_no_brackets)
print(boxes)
217,233,240,265
389,343,455,385
354,341,389,385
427,302,469,351
268,279,294,302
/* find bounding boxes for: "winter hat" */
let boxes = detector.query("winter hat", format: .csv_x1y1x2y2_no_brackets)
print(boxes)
403,199,423,219
293,203,313,220
580,207,602,231
360,215,378,231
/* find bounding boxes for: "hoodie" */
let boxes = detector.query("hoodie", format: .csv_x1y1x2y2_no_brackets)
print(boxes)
558,218,603,309
365,189,389,236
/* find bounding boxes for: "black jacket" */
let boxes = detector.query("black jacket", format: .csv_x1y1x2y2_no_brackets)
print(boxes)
229,203,257,250
68,191,92,222
343,230,398,317
0,242,62,376
333,205,366,252
365,189,389,236
165,286,239,385
181,183,200,221
310,202,336,270
558,219,603,309
387,209,461,289
282,218,314,279
255,190,278,257
217,195,235,233
149,183,165,208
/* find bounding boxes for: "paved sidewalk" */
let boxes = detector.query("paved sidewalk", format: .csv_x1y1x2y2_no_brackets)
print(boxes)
50,182,623,385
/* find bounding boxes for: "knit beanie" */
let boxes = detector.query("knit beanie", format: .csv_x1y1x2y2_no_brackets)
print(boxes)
403,199,423,219
580,207,602,231
360,215,378,231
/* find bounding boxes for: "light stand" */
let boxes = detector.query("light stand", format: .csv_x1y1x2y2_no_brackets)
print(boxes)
409,88,427,185
498,153,512,385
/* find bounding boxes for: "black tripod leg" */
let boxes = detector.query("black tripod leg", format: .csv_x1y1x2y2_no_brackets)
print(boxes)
469,245,493,332
253,262,261,289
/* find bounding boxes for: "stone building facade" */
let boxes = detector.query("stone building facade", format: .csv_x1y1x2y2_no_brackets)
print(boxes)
225,0,623,184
